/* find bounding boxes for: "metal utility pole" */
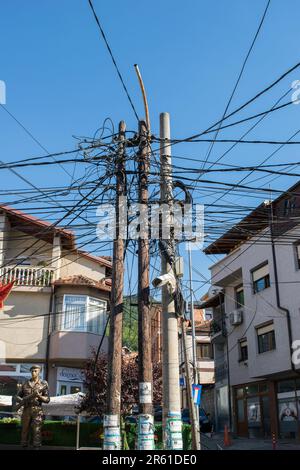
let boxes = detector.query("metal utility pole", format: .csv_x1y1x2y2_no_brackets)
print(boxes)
188,245,201,448
103,121,126,450
160,112,183,450
137,119,154,450
181,318,200,450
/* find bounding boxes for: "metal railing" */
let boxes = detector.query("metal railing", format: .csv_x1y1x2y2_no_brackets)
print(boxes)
1,265,54,287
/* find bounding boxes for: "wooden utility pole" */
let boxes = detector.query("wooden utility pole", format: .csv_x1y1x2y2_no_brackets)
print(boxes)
103,121,126,450
137,120,154,450
160,112,183,450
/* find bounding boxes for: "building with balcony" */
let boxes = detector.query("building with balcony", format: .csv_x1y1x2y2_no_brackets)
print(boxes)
0,205,111,397
150,302,215,416
200,181,300,439
178,306,215,419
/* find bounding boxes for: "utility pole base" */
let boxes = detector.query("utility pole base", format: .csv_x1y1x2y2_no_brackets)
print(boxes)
103,414,121,450
137,414,155,450
165,412,183,450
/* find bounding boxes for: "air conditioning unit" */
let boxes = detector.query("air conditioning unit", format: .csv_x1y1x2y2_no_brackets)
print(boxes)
229,309,243,326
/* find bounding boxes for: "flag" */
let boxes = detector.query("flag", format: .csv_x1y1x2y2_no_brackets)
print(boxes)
0,280,15,309
192,384,202,406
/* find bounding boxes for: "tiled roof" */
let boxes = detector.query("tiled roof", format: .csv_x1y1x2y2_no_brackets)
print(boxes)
0,204,75,250
54,275,111,292
204,180,300,255
76,250,112,268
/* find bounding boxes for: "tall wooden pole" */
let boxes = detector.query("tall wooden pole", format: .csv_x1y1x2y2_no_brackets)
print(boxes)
103,121,126,450
137,120,154,450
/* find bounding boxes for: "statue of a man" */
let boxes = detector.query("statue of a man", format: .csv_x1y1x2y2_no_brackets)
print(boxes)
16,365,50,448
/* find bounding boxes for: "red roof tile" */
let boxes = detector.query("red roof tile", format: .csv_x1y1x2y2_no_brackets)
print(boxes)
54,275,111,292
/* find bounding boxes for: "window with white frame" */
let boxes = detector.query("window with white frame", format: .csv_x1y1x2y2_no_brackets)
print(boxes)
252,263,270,293
60,295,107,334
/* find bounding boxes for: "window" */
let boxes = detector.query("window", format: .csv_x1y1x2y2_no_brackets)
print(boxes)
257,323,276,353
295,244,300,269
277,380,296,394
204,310,213,320
283,197,296,217
245,384,259,395
196,342,214,360
239,339,248,361
235,285,244,308
0,363,44,396
61,295,107,334
252,264,270,293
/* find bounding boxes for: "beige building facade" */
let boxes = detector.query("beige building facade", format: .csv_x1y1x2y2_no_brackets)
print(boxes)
0,205,111,397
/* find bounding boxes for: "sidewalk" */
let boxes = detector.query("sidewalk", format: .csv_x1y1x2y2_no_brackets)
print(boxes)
0,444,76,450
207,433,300,450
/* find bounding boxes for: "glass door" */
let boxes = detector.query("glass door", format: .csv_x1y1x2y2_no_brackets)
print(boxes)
236,399,248,436
261,395,271,437
247,397,262,438
58,382,82,395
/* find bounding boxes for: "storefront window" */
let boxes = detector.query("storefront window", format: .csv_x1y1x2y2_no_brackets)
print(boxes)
0,363,44,397
278,398,298,438
245,384,259,396
0,364,17,373
278,380,296,394
277,379,299,439
236,388,244,399
60,385,67,395
259,383,269,393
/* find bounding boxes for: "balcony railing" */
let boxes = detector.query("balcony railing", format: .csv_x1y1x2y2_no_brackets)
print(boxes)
1,265,54,287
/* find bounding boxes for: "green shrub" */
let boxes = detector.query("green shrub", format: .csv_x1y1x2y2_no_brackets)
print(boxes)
0,420,192,449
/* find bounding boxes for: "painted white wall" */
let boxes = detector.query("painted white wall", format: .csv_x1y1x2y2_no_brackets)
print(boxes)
209,225,300,387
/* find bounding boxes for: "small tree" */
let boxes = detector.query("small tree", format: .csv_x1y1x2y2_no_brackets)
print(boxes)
80,350,162,416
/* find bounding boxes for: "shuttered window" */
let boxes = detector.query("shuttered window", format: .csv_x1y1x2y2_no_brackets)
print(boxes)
257,322,276,353
239,339,248,361
252,264,270,293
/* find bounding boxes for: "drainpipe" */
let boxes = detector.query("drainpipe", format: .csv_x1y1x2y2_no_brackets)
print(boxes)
268,201,295,372
219,292,233,430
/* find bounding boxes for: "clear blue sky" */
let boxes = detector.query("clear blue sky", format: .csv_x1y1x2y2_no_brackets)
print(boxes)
1,0,300,300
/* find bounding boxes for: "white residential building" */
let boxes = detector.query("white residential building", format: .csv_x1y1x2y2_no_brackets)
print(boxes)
200,181,300,440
